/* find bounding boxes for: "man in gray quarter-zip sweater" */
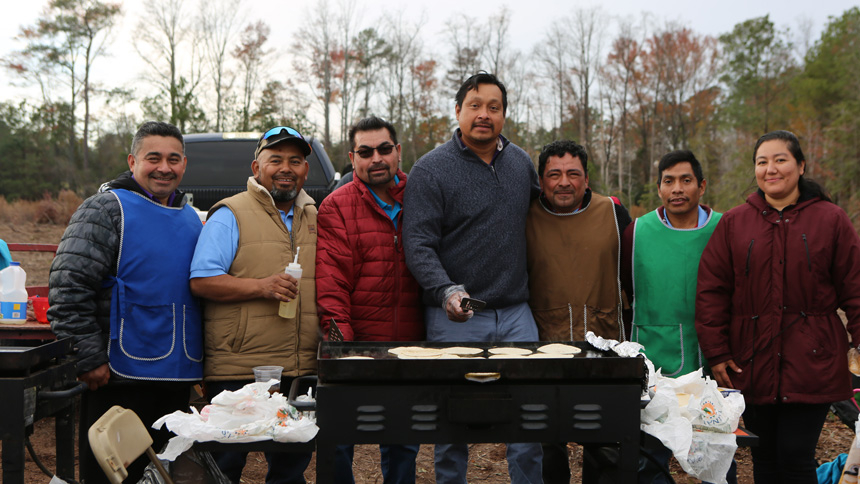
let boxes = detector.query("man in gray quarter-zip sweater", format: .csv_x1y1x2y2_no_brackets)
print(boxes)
403,72,542,484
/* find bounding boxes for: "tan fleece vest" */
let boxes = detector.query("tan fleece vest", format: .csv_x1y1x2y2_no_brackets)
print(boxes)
203,177,319,381
526,193,623,341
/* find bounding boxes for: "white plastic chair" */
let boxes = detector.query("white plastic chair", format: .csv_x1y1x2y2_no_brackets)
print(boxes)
87,405,175,484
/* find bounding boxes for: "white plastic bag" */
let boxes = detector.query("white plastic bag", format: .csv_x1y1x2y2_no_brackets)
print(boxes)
641,369,745,484
153,381,318,461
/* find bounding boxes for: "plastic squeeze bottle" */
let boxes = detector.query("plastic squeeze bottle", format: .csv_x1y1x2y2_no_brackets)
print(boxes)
279,248,303,319
0,261,28,324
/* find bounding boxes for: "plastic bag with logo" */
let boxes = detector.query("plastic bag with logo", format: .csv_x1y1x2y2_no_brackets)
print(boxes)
641,369,745,484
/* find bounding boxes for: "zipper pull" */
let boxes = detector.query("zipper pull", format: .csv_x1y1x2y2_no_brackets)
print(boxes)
394,235,399,252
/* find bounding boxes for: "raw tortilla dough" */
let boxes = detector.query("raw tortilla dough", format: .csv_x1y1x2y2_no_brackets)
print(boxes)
537,343,582,355
339,355,373,360
488,347,533,356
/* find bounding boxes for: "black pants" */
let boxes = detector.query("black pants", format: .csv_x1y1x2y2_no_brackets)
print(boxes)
206,379,313,484
80,381,191,484
742,402,830,484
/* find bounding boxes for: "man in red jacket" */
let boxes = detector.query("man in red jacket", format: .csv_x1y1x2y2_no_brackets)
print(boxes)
315,116,425,483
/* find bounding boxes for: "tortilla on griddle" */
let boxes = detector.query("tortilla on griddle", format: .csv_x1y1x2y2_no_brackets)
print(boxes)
396,347,443,359
528,352,575,358
388,346,425,356
440,346,483,356
488,347,532,356
339,355,374,360
488,353,528,359
537,343,582,355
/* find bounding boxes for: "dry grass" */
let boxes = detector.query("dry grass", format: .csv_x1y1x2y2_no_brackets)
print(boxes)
0,190,83,226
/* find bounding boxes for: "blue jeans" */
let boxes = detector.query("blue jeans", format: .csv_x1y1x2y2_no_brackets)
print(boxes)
426,302,543,484
207,380,313,484
335,444,420,483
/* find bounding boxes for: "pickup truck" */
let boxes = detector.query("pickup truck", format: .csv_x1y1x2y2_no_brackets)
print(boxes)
179,132,338,212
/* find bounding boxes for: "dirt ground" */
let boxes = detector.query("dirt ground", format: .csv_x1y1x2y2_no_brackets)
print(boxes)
5,221,857,483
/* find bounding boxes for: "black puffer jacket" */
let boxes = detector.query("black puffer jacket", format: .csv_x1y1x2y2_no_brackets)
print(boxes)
48,171,191,375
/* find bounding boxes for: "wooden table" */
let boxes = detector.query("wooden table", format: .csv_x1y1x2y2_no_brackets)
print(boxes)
0,321,55,341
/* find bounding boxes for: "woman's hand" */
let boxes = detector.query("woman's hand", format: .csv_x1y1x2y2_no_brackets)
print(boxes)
711,359,743,388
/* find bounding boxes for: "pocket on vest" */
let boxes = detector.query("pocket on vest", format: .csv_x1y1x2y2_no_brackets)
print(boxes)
120,303,178,360
532,305,574,341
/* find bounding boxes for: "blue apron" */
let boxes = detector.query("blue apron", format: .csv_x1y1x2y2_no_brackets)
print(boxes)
105,189,203,380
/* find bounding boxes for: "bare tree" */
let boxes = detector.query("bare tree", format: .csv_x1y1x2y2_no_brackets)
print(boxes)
293,0,337,150
234,21,269,131
6,0,121,170
602,17,645,198
336,0,360,152
570,6,607,152
482,7,513,77
534,18,574,138
199,0,244,131
442,14,486,91
380,12,424,132
134,0,205,132
352,27,391,117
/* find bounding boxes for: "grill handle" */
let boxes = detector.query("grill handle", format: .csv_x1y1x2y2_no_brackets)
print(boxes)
288,375,318,411
38,381,88,400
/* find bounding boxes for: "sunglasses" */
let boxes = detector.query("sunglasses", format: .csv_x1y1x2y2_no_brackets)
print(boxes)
262,126,304,141
353,143,396,159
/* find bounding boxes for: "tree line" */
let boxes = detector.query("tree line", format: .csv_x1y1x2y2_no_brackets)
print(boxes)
2,0,859,227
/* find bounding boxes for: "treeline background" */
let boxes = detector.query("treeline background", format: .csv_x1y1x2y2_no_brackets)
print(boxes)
1,0,859,226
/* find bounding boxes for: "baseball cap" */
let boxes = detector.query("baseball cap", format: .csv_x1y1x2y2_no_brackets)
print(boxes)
255,126,312,159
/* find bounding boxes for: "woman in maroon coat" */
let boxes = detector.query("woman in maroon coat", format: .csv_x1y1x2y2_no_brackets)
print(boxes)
696,130,860,483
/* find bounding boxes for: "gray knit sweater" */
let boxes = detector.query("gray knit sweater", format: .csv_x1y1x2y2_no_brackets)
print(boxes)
403,131,540,308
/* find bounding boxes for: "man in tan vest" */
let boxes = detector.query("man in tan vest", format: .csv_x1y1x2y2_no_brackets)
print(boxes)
190,126,319,483
525,139,632,484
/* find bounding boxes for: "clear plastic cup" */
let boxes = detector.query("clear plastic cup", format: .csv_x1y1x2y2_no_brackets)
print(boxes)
252,365,283,393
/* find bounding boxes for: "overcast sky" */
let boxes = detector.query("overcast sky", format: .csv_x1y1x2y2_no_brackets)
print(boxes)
0,0,856,122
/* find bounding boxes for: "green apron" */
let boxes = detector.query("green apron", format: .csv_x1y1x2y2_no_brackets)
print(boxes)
631,209,721,376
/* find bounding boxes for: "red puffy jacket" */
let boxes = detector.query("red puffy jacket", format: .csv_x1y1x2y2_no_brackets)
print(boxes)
696,192,860,405
316,171,424,342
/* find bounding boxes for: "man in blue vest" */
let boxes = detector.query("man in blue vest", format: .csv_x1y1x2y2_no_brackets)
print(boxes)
620,149,735,484
49,121,203,484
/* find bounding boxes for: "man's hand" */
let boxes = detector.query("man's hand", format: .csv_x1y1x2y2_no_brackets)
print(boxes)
258,273,299,302
710,359,742,388
79,363,110,391
444,290,473,322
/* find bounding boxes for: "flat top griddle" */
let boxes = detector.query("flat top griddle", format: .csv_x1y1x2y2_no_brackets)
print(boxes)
0,337,73,372
318,341,645,384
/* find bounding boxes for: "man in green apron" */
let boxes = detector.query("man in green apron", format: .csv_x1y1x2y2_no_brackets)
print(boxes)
621,149,735,484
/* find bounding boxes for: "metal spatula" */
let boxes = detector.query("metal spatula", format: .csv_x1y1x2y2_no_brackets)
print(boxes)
328,318,344,342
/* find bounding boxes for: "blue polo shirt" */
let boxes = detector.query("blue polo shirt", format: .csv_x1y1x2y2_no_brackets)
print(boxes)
364,175,401,229
190,205,294,278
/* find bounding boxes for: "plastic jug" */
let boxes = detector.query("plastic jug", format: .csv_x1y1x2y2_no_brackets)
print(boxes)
1,261,28,324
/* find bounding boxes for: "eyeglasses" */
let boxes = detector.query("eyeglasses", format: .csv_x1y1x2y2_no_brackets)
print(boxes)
353,144,395,159
262,126,304,141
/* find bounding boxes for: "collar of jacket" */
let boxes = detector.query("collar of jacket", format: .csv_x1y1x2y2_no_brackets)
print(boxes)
354,169,408,205
747,190,820,220
245,176,315,218
103,170,188,208
539,187,593,216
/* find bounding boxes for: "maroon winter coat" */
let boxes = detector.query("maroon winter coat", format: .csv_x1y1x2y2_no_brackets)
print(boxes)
316,171,424,342
696,191,860,405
